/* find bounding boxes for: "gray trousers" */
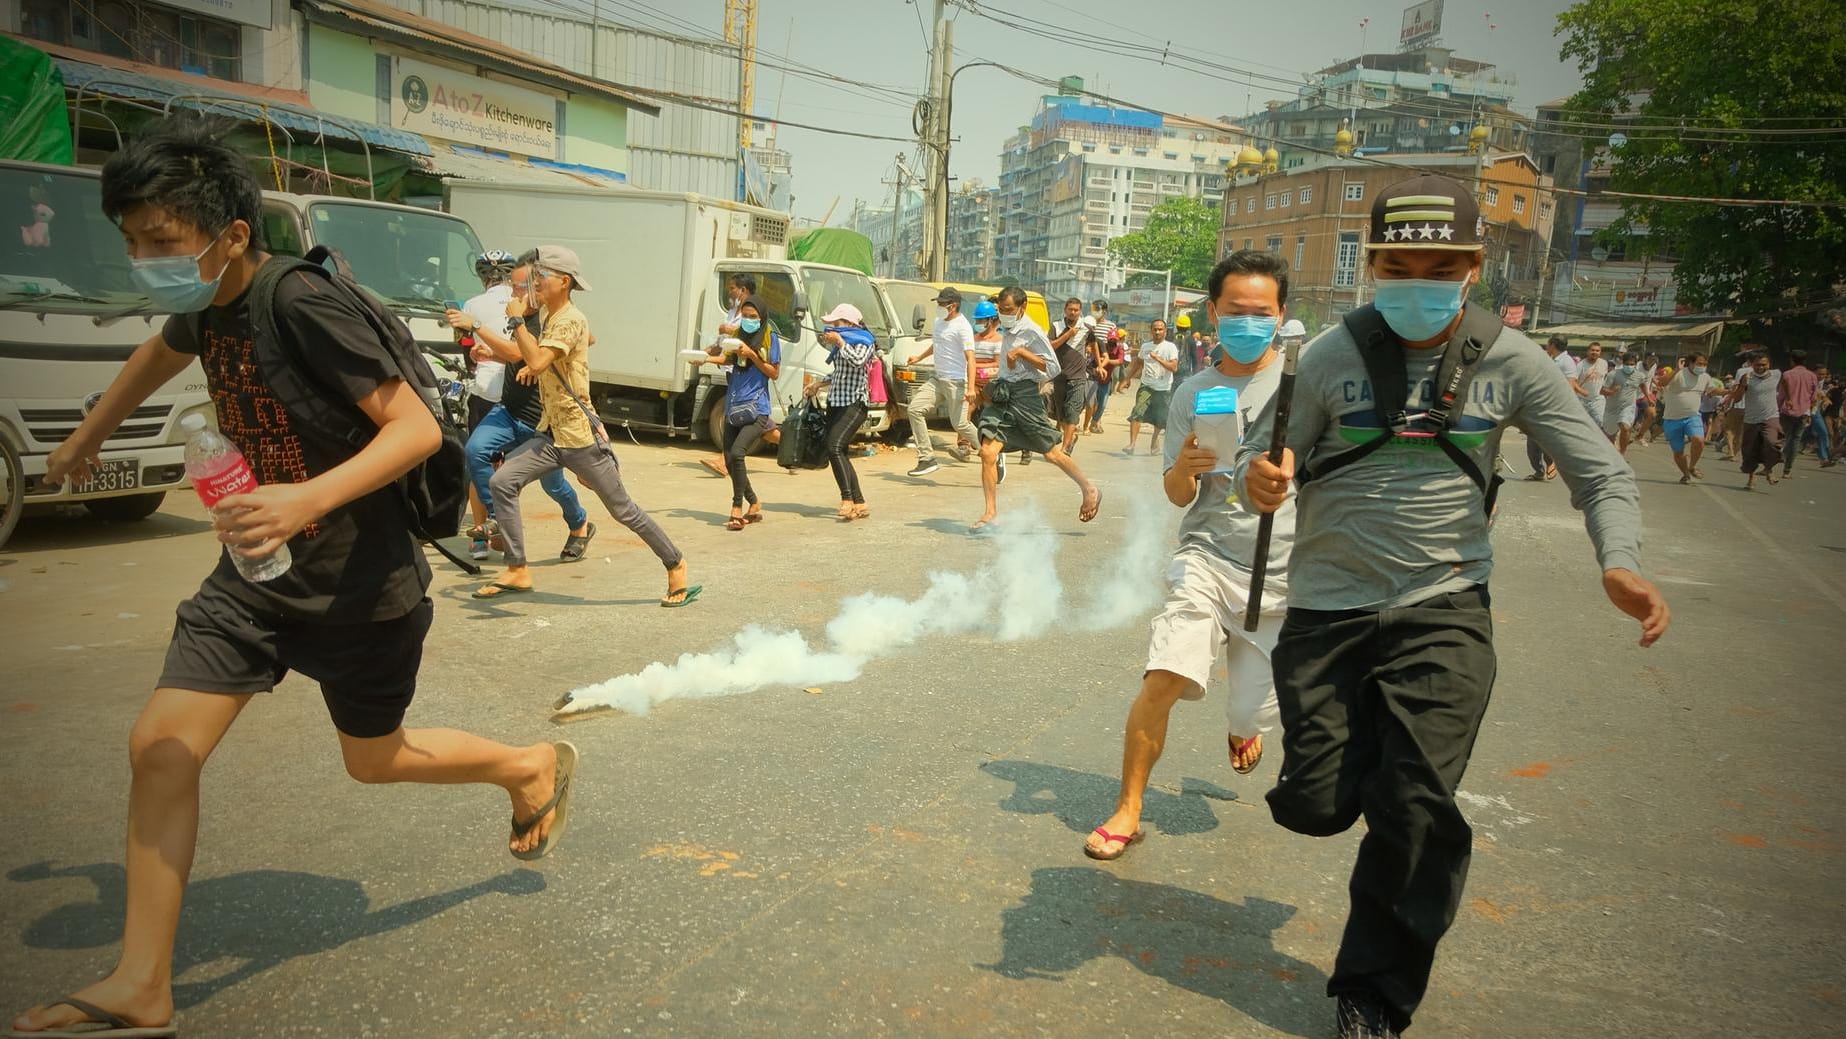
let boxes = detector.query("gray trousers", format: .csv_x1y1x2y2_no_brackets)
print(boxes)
490,435,681,570
907,376,977,459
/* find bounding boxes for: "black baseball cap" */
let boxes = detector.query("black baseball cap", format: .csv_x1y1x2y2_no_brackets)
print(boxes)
1367,174,1483,253
933,286,962,304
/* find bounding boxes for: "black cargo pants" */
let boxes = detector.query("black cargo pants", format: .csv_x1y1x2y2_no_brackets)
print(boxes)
1265,586,1497,1033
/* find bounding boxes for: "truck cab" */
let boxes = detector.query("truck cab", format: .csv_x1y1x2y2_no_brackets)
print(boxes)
0,160,212,526
873,279,1051,421
257,192,485,356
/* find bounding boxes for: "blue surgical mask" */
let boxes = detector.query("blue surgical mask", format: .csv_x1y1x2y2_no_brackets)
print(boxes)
739,317,762,334
1693,365,1707,375
1621,364,1636,375
1371,277,1469,342
129,229,229,314
1214,315,1279,364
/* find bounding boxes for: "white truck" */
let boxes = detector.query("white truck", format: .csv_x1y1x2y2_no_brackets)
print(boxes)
444,181,895,446
0,159,213,538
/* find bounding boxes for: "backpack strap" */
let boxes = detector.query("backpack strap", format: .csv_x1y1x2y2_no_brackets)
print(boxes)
1297,305,1404,486
247,254,372,452
1298,303,1505,513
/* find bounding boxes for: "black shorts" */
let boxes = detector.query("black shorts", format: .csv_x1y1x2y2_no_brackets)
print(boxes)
158,580,433,738
1052,376,1093,425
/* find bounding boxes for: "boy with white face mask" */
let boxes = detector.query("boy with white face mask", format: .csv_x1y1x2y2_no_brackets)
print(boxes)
1235,174,1668,1038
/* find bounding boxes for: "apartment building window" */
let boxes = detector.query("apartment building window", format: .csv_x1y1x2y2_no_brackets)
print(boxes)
1279,191,1290,208
1512,195,1526,215
1164,152,1179,160
1333,231,1360,287
1294,235,1305,271
1486,186,1501,207
1244,239,1253,250
1298,187,1313,205
1246,198,1256,214
1343,183,1365,201
21,0,243,80
1539,201,1552,222
1265,234,1282,253
1265,194,1277,210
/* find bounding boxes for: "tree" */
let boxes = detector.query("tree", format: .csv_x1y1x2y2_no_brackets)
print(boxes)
1105,196,1220,291
1556,0,1846,345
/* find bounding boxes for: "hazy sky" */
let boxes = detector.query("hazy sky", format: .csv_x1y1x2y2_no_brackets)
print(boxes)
614,0,1586,222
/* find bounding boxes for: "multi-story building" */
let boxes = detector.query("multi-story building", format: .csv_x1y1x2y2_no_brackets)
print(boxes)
849,191,924,280
746,118,793,213
1218,150,1555,332
1241,47,1526,171
946,181,996,283
993,83,1241,301
1529,98,1682,325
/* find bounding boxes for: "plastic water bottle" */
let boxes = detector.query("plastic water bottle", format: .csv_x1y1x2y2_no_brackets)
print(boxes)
1192,385,1242,474
180,413,292,583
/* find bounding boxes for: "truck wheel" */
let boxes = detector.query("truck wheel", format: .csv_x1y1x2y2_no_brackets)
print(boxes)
707,390,727,447
82,492,165,522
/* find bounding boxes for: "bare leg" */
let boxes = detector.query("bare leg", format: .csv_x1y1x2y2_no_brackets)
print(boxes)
1688,437,1705,476
467,484,487,529
10,689,251,1033
1043,446,1101,521
972,438,1001,530
1126,420,1140,452
336,727,556,856
1085,670,1190,856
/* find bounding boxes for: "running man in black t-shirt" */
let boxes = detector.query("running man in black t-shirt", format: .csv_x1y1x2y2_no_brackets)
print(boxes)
10,117,582,1039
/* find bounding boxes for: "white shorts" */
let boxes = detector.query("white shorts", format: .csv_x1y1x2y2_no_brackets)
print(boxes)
1144,550,1283,736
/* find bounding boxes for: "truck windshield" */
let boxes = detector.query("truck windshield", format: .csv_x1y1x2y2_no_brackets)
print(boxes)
804,268,892,338
879,282,940,335
0,166,142,313
306,202,483,313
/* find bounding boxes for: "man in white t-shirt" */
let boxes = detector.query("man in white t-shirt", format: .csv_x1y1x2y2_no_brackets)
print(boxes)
1660,352,1713,483
906,286,980,476
445,249,518,559
1126,318,1180,454
1525,335,1578,480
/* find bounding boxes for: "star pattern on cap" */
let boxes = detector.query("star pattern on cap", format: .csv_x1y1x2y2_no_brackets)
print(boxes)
1382,222,1461,242
1437,224,1455,240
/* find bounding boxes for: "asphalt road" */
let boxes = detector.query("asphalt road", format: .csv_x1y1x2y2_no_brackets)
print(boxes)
0,426,1841,1038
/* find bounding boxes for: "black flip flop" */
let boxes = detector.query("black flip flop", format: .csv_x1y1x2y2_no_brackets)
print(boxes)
560,522,597,561
472,582,532,600
511,741,579,862
2,996,177,1037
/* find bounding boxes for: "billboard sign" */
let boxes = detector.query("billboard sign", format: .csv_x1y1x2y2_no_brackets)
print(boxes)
1400,0,1444,49
392,57,560,160
158,0,273,29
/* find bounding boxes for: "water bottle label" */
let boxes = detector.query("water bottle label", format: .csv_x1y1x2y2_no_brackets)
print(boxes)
195,462,256,508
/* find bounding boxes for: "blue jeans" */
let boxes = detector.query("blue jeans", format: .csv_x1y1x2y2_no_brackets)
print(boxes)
466,404,588,529
1812,410,1833,461
1091,377,1113,426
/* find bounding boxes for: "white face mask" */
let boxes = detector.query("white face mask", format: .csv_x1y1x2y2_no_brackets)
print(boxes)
937,306,950,321
999,312,1020,330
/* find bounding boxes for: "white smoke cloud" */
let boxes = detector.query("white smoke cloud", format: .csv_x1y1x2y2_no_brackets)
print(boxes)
555,499,1172,717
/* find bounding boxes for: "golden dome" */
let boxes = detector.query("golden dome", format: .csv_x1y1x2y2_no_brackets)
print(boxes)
1235,144,1264,169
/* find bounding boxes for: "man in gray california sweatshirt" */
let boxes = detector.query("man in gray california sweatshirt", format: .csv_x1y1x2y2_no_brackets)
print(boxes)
1235,173,1670,1039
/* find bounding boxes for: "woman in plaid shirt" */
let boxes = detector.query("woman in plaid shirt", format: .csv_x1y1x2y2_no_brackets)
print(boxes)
814,304,877,520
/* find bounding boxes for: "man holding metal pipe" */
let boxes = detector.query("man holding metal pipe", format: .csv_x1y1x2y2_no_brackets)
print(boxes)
1234,174,1670,1039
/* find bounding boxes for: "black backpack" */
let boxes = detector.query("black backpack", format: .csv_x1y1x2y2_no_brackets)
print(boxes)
1298,302,1506,515
248,246,477,574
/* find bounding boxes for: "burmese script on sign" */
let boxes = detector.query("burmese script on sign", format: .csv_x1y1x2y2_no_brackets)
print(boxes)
392,55,559,159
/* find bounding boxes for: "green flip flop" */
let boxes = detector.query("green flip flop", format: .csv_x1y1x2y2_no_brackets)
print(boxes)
660,583,702,608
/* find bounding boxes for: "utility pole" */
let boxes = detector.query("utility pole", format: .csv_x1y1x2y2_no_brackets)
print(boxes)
919,0,952,281
883,156,911,279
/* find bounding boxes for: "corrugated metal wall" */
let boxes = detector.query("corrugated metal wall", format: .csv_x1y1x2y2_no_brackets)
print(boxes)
378,0,741,198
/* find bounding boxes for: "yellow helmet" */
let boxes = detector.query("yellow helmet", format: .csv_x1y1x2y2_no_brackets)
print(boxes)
1175,313,1192,329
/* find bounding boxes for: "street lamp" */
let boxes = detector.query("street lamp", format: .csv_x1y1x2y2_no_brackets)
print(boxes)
926,60,1007,282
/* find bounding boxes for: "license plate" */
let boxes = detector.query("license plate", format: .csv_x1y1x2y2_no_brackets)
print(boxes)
76,459,139,495
897,370,918,382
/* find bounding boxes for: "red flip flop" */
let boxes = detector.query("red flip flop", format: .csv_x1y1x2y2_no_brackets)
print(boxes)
1083,826,1144,861
1229,733,1264,775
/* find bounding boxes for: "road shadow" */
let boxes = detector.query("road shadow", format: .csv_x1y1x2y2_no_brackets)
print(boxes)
758,501,841,519
981,867,1323,1037
433,584,659,616
980,760,1234,839
6,861,544,1009
910,517,978,537
2,510,214,554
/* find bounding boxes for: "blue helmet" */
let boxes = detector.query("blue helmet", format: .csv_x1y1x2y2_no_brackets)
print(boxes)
972,300,999,320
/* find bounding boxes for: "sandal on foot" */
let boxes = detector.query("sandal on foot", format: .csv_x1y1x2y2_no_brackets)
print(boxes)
1079,486,1103,523
1083,826,1144,862
472,582,532,600
725,516,746,531
1229,733,1264,775
3,997,176,1038
661,584,703,608
511,741,580,862
744,509,765,524
559,522,597,561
